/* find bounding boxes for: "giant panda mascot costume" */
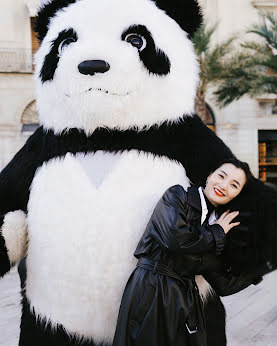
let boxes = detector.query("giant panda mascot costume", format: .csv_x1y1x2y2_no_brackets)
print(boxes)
1,0,277,345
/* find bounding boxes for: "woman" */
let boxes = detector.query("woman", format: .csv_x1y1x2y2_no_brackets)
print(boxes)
112,159,262,346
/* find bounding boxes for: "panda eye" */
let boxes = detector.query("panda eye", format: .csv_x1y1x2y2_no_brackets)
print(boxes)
125,34,146,51
58,37,77,56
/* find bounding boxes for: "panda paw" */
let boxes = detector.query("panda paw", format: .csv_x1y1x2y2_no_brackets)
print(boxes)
1,210,28,264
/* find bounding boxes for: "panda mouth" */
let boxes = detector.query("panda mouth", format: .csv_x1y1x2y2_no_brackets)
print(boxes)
85,87,131,97
65,87,131,98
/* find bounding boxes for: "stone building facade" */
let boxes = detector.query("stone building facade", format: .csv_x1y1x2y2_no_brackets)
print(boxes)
1,0,277,185
0,0,39,169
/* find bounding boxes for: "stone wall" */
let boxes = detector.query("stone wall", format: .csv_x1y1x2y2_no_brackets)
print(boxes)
0,0,39,170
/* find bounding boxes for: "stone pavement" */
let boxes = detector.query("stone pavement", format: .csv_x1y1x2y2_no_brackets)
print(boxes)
223,270,277,346
0,268,21,346
0,268,276,345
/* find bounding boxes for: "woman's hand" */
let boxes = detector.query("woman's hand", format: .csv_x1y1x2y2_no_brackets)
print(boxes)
216,210,240,234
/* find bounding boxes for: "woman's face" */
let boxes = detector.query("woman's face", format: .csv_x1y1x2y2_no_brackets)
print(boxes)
204,163,247,207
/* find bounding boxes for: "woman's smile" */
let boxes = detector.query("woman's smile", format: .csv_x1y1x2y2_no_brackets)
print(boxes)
214,188,225,197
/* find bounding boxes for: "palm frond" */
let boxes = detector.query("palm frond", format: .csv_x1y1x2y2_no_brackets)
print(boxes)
248,12,277,50
193,13,277,113
192,23,218,56
215,65,277,107
193,23,235,84
214,11,277,107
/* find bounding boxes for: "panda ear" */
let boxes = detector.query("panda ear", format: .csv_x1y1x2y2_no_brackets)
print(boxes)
152,0,202,38
36,0,78,42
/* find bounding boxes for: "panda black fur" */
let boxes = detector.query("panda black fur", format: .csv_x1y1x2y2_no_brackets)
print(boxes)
0,1,277,345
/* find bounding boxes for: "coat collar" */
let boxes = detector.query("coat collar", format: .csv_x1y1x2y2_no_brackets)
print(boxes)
187,186,202,211
187,186,208,225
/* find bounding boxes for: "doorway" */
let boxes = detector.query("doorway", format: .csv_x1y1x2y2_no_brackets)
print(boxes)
259,130,277,189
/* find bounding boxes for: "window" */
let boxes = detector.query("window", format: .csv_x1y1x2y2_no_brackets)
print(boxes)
21,101,39,133
259,130,277,189
205,103,216,132
30,17,40,55
259,101,277,115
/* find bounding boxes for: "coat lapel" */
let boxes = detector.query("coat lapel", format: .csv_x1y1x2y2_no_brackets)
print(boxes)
187,186,208,225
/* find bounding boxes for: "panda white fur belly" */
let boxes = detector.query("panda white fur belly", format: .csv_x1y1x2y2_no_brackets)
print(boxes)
26,150,190,341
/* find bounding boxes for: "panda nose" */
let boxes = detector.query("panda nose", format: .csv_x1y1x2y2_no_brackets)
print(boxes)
78,60,110,75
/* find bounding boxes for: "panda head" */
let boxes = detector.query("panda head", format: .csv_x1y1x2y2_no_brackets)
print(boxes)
35,0,202,134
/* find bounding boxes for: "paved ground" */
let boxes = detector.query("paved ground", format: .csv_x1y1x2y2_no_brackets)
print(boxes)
0,268,276,345
223,270,277,346
0,268,21,346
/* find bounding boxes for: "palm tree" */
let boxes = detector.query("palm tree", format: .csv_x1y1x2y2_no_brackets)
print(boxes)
192,23,235,123
214,12,277,107
251,12,277,53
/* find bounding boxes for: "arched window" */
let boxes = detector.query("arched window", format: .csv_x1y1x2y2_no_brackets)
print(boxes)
205,103,216,132
21,100,39,133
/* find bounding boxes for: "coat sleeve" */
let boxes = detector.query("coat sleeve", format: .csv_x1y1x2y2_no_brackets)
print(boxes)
146,185,226,255
0,127,44,277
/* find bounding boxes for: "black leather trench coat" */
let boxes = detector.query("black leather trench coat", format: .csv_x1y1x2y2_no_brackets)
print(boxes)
112,185,261,346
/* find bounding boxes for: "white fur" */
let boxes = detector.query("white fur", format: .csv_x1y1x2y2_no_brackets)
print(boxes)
40,0,52,5
1,210,27,264
195,275,214,302
34,0,199,134
26,151,190,342
31,0,205,341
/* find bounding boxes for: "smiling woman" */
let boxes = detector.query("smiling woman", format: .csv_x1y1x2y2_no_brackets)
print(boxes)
204,159,252,207
112,158,258,346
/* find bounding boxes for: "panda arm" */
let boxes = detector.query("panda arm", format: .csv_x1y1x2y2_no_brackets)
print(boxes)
203,266,263,297
0,127,44,276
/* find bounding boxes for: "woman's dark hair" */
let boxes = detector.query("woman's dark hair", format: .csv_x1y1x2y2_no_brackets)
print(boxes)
211,158,253,187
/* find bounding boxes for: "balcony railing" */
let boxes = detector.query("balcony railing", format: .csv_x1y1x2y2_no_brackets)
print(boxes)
0,48,34,73
252,0,277,7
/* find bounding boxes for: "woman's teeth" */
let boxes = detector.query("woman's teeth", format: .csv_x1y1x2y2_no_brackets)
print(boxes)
214,188,224,197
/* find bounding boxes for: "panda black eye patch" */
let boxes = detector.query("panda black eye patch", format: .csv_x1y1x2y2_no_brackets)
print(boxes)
122,25,171,76
40,28,78,83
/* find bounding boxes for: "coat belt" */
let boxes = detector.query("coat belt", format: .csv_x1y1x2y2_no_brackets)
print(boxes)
136,257,198,334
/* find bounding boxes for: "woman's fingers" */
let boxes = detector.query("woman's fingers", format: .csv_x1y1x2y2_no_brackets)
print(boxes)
219,210,230,220
223,210,230,216
224,221,240,234
216,211,241,233
225,211,239,221
229,221,240,229
222,211,238,221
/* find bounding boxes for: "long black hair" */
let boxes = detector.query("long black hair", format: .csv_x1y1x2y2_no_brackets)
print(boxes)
210,158,276,274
